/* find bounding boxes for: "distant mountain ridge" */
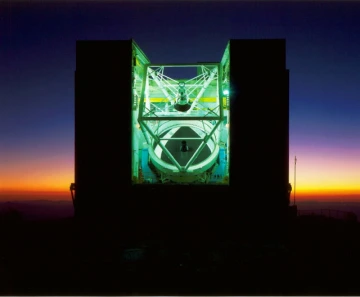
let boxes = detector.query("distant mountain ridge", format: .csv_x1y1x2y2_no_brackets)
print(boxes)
297,201,360,221
1,199,360,222
0,200,74,221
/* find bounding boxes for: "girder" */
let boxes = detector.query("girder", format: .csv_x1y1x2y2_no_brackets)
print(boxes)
134,57,229,184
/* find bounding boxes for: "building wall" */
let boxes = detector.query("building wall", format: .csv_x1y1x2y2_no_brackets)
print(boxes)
73,39,290,241
229,39,289,220
75,40,133,217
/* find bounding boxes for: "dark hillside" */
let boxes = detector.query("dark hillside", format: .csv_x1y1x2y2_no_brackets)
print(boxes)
1,211,360,295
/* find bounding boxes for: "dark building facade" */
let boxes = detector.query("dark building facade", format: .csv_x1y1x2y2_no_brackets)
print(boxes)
74,39,289,241
229,39,290,219
75,40,133,218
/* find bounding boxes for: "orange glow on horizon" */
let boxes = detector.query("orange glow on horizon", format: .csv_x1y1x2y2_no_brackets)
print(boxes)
0,152,73,199
288,147,360,202
1,145,360,202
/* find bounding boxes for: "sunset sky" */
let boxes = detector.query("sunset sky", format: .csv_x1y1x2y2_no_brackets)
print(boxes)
0,1,360,202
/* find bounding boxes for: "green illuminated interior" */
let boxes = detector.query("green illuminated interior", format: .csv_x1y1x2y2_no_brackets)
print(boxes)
131,40,230,185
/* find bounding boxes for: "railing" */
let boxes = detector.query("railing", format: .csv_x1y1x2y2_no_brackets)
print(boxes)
297,209,357,222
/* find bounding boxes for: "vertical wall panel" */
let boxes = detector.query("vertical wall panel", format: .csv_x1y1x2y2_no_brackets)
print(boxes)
229,39,289,219
75,40,132,217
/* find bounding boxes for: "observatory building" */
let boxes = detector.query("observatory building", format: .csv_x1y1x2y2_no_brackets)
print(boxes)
72,39,289,238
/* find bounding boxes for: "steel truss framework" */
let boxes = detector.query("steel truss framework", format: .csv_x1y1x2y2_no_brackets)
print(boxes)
137,63,224,176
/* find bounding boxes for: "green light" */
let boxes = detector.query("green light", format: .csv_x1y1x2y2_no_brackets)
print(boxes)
223,89,229,95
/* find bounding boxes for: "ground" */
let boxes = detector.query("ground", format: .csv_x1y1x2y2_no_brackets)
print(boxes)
0,214,360,295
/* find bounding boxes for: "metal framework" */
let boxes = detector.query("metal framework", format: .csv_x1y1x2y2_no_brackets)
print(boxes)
137,63,225,180
130,40,230,184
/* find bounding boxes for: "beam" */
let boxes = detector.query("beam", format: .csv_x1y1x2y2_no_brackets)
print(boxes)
141,122,183,172
184,120,222,171
148,68,172,101
142,116,221,121
187,66,219,113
